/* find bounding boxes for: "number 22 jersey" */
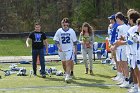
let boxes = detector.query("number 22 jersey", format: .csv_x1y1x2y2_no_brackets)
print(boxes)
53,28,77,51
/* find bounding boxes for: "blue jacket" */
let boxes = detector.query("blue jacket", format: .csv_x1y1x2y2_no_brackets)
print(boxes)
110,23,119,45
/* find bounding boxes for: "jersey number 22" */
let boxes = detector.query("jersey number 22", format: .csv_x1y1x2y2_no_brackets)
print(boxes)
61,36,70,44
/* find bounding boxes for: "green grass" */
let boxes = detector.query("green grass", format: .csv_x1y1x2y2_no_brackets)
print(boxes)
0,35,107,56
0,62,127,93
0,38,56,56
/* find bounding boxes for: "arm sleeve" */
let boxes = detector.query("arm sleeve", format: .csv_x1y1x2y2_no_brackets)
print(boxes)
110,27,117,44
72,30,77,42
43,32,47,40
90,32,94,44
53,30,59,42
28,32,33,39
79,33,83,43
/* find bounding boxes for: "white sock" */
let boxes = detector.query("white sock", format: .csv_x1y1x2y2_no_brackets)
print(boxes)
134,84,138,88
120,73,123,78
117,72,122,76
138,87,140,92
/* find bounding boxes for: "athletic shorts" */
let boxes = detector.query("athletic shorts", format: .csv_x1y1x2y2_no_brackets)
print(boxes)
137,60,140,71
58,50,74,61
129,54,137,69
116,48,127,61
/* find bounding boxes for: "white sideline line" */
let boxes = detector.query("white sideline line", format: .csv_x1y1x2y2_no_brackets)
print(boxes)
0,84,117,91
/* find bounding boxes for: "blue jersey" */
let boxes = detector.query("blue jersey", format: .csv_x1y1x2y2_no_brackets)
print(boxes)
110,23,119,45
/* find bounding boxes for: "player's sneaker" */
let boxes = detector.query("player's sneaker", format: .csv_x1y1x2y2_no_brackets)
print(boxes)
128,86,138,93
119,81,129,88
63,72,66,78
116,78,124,85
65,74,71,83
116,76,124,82
110,59,115,65
41,74,46,78
112,75,120,81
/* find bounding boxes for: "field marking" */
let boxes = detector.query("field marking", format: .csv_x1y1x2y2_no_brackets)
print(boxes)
0,84,117,91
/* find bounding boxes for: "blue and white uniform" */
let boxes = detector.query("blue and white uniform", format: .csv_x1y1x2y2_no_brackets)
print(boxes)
136,31,140,70
127,25,138,69
116,24,130,61
110,23,119,45
53,28,77,61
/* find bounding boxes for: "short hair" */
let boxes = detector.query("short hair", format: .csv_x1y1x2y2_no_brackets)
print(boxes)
127,9,135,16
128,11,140,24
136,18,140,25
34,22,41,26
115,12,125,21
61,18,70,24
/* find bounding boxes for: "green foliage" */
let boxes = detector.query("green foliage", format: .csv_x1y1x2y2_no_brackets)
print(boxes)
0,0,140,32
73,0,96,24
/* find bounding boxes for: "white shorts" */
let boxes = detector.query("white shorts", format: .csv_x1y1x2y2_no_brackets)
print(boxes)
58,50,74,61
129,54,137,69
116,48,127,61
137,60,140,71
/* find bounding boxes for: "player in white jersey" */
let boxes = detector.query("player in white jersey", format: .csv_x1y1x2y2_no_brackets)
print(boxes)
53,18,77,83
132,18,140,93
113,12,130,88
127,11,140,93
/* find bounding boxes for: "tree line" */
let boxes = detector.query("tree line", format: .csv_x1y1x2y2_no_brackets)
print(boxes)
0,0,140,33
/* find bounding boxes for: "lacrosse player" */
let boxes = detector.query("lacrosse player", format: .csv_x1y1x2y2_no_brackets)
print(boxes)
113,12,130,88
53,18,77,83
127,11,140,92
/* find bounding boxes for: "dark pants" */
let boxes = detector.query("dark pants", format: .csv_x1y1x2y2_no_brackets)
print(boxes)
32,49,45,75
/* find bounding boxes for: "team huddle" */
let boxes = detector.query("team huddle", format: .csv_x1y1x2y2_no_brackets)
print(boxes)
108,9,140,93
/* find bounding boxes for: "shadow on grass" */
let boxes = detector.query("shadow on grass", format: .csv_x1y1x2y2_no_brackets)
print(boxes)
94,74,112,79
71,77,111,89
44,76,64,82
68,77,110,89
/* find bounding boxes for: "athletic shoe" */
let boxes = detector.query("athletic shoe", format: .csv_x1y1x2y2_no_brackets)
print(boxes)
101,60,106,64
65,74,71,83
112,65,117,70
63,73,66,78
41,74,46,78
33,74,37,77
119,81,129,88
127,83,134,89
110,59,115,65
116,76,124,83
112,75,120,81
80,61,83,63
116,78,124,85
128,86,138,93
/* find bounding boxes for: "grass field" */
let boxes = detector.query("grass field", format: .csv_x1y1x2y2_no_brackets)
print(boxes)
0,34,127,93
0,62,127,93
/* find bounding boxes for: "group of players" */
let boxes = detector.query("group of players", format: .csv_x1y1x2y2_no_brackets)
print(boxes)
108,9,140,93
26,9,140,92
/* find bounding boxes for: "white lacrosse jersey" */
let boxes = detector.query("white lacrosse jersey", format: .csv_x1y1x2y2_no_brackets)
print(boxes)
116,24,130,49
127,25,138,55
135,27,140,60
53,28,77,51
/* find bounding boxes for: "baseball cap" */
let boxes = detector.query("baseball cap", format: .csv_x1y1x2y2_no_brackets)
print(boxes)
108,14,115,19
